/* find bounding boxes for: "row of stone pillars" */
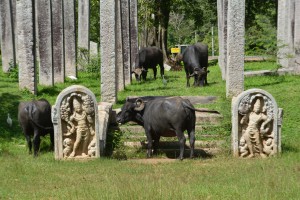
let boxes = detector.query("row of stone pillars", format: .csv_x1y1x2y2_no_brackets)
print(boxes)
0,0,138,101
218,0,300,98
100,0,138,103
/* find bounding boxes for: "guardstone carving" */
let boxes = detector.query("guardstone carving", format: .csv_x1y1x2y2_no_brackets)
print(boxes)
232,89,283,158
52,85,100,159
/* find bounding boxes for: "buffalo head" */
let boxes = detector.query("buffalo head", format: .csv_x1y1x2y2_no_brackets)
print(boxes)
132,68,148,81
116,98,145,125
189,67,208,86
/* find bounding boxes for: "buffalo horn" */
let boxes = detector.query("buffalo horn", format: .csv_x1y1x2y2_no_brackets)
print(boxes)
134,98,145,111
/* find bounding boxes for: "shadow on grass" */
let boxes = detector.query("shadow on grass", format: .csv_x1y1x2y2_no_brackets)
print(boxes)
281,143,299,153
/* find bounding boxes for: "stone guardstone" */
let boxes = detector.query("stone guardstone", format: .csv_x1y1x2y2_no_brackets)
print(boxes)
52,85,100,160
232,89,283,158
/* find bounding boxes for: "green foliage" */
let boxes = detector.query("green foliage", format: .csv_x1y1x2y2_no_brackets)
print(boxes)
7,60,19,79
77,47,101,78
245,15,277,56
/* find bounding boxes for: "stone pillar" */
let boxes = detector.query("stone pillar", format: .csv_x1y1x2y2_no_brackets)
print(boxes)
77,0,90,70
129,0,138,70
52,0,64,83
90,41,98,57
16,0,37,95
100,0,117,103
294,0,300,74
78,0,90,51
116,0,124,91
120,0,131,85
226,0,245,98
11,0,17,63
0,0,16,73
36,0,53,86
277,0,290,68
221,0,228,80
64,0,77,78
287,0,295,69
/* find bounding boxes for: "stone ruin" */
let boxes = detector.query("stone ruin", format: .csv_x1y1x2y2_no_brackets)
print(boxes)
52,85,100,160
232,89,283,158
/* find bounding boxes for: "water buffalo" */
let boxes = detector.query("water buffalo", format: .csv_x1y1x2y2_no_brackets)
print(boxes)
18,99,54,157
132,46,164,81
116,96,218,160
182,43,209,87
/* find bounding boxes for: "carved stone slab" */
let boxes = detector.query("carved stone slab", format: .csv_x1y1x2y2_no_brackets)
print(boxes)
232,89,283,158
52,85,100,160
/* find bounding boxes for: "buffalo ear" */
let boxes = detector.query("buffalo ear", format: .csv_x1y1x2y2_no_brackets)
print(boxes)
134,98,145,111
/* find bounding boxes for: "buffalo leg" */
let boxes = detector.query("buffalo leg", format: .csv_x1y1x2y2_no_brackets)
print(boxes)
177,131,186,160
25,134,32,154
186,75,190,87
33,130,41,157
152,135,160,155
153,67,157,79
145,129,153,158
187,128,196,158
159,63,164,78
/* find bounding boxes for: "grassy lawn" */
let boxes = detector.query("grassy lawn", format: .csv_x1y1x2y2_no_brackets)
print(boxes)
0,60,299,199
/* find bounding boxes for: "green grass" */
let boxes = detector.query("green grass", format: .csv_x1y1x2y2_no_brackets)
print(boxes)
0,60,300,199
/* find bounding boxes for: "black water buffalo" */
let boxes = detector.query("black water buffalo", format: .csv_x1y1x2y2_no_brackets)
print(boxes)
18,99,54,157
132,46,164,81
116,96,218,160
182,43,209,87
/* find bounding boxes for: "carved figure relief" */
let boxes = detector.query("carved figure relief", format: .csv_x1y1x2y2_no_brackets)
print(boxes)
60,92,96,158
238,94,275,158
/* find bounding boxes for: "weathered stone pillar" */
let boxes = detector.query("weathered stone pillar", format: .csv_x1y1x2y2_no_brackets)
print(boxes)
120,0,132,85
64,0,77,78
36,0,53,86
219,0,228,80
78,0,90,51
11,0,17,62
277,0,290,68
116,0,124,91
100,0,117,103
129,0,138,70
226,0,245,98
52,0,64,83
90,41,98,57
0,0,16,73
294,0,300,74
287,0,295,69
77,0,90,70
16,0,37,94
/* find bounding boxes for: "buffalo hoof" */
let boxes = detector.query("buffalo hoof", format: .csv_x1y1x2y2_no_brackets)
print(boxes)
177,156,184,161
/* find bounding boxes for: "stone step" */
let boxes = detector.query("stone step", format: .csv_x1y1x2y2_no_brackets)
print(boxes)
124,140,225,149
117,124,208,134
